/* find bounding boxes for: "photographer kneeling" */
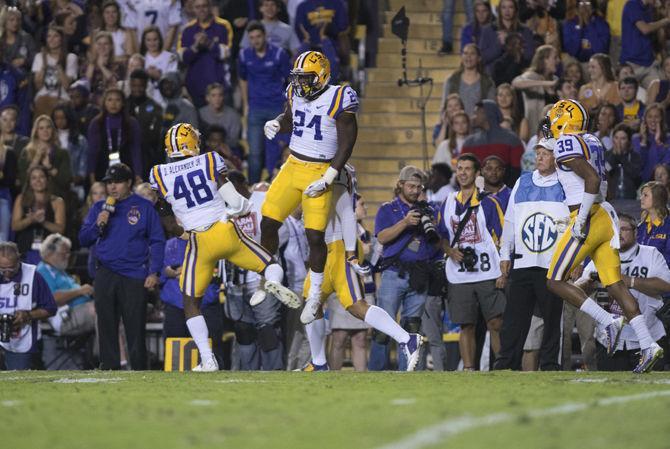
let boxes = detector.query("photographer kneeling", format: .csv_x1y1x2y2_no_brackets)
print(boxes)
369,166,443,371
438,154,506,370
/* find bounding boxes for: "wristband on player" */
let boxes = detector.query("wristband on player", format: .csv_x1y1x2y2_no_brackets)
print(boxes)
577,192,596,223
323,167,339,185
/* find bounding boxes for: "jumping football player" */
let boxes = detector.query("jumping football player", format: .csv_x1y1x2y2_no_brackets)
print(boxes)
543,100,664,373
298,166,425,372
260,50,358,309
150,123,300,371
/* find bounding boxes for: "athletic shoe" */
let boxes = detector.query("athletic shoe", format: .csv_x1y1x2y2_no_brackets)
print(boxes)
192,354,219,372
265,280,301,309
300,296,321,324
604,316,625,356
249,289,266,307
633,343,664,374
400,333,424,372
295,361,330,372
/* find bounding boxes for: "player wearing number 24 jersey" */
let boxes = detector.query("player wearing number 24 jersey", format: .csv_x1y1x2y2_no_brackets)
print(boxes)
149,123,300,372
260,50,359,306
543,99,664,373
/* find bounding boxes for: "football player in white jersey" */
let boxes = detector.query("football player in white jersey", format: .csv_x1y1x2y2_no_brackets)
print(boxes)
543,99,664,373
296,166,425,372
261,50,358,310
150,123,300,371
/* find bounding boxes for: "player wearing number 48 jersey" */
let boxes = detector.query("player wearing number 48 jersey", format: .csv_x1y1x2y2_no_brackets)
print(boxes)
543,99,664,373
149,123,300,372
261,50,358,309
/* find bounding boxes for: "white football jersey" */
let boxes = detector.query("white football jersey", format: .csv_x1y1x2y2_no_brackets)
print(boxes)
288,84,359,160
553,132,608,206
122,0,181,46
150,152,227,231
582,244,669,350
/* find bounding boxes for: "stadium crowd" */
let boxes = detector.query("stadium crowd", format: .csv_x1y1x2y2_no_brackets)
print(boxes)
0,0,669,372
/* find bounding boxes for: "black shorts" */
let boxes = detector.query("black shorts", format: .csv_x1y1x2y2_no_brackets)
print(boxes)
447,279,506,325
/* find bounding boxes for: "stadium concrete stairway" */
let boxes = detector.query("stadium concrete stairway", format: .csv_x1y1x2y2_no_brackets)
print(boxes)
353,0,466,228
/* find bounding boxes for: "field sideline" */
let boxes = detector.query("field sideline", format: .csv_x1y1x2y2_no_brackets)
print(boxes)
2,371,670,449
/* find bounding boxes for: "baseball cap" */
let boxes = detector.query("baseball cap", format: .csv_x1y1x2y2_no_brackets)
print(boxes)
398,165,424,182
535,137,556,151
103,163,134,182
68,79,90,96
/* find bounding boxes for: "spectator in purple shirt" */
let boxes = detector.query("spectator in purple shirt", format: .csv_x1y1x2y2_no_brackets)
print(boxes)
178,0,233,107
562,0,610,63
238,21,291,183
633,103,670,182
87,88,143,184
478,0,536,75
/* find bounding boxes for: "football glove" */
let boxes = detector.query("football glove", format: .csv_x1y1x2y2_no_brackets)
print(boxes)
347,256,371,276
264,120,280,140
571,216,587,241
304,167,339,198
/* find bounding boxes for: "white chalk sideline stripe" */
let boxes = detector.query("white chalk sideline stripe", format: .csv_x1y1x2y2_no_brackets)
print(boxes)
376,390,670,449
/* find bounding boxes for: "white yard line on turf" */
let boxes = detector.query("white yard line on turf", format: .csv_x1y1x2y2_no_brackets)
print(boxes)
375,389,670,449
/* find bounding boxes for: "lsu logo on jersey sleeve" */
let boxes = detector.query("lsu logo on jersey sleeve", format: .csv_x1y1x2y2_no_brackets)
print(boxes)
287,84,359,160
149,152,228,231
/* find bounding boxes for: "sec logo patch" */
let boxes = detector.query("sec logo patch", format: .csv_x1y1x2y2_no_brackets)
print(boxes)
521,213,558,253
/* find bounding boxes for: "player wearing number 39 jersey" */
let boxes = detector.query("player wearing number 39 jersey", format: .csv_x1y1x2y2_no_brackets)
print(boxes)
260,50,358,307
149,123,300,372
543,99,664,373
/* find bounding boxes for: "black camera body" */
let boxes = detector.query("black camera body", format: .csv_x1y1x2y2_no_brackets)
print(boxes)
411,201,439,244
461,247,478,271
0,313,15,343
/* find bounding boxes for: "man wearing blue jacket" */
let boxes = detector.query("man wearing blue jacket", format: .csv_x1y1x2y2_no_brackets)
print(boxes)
79,164,165,370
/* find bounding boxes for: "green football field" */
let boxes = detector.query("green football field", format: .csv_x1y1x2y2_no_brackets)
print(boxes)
2,370,670,449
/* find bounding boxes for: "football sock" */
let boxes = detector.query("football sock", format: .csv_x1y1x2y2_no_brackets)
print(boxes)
579,298,613,327
364,305,410,344
186,315,213,360
264,263,283,284
630,315,654,350
308,270,324,299
305,318,327,365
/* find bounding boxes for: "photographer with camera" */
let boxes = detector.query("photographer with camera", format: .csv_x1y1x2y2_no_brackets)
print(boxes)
0,242,57,370
369,166,443,371
576,214,670,371
438,153,506,370
493,140,569,371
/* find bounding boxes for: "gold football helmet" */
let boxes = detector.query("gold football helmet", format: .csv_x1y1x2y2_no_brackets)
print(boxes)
542,99,588,139
165,123,200,158
289,51,331,99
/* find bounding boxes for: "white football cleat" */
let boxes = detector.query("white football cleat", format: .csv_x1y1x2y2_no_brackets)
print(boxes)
249,289,266,306
192,354,219,372
300,296,321,324
265,280,302,309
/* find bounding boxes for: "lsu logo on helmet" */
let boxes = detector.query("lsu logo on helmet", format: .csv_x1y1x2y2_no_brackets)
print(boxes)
290,51,331,99
165,123,200,158
542,100,588,139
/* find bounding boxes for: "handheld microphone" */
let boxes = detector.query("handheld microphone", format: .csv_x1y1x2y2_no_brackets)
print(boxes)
98,197,117,235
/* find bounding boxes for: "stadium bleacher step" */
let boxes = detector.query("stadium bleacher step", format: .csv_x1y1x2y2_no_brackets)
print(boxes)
377,38,458,55
358,113,426,127
354,2,464,220
375,53,460,69
388,0,446,12
381,24,443,40
349,156,426,172
354,143,436,159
